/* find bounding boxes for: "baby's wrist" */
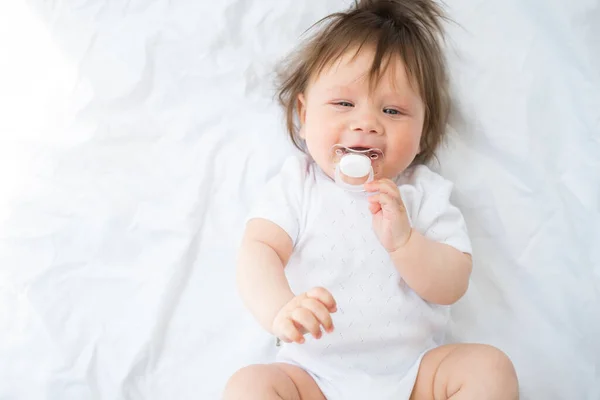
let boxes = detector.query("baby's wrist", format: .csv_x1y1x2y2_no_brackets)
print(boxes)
268,291,296,330
389,228,414,254
389,228,419,260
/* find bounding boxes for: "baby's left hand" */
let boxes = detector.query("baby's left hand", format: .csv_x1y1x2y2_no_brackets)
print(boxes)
364,179,412,252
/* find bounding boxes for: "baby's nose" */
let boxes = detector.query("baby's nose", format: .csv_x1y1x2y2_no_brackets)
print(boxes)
350,112,381,134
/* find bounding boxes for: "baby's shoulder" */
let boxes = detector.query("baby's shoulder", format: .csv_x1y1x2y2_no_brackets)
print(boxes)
274,153,316,186
266,153,319,197
278,153,312,176
395,164,458,218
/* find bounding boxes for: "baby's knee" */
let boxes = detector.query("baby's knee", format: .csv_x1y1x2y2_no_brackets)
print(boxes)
223,365,267,399
223,364,298,400
474,345,519,398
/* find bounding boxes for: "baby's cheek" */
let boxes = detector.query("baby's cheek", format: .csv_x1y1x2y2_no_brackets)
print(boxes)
304,134,328,164
398,132,421,155
383,149,416,177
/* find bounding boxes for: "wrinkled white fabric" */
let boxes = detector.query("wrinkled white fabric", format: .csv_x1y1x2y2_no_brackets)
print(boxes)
0,0,598,399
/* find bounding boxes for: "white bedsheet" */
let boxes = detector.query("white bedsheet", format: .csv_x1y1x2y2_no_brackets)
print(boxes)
0,0,599,399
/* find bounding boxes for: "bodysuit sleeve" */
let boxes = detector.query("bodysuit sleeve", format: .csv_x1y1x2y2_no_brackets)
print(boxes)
403,165,472,255
245,155,308,245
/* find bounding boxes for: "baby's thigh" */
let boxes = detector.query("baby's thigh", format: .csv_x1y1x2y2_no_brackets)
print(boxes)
410,343,519,400
223,363,325,400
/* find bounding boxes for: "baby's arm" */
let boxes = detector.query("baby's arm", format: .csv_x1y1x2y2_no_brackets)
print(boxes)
237,218,337,342
390,233,472,305
237,218,296,333
365,178,472,306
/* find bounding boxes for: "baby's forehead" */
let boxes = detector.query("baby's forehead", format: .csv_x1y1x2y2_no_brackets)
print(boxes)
312,47,414,94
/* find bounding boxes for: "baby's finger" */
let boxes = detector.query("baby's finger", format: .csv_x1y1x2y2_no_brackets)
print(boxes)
367,181,406,210
368,193,397,211
369,201,381,215
301,298,335,333
306,287,337,313
363,180,381,193
291,308,322,339
364,179,399,197
279,318,304,344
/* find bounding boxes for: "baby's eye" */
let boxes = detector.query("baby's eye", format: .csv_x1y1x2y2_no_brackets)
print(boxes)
383,108,401,115
335,101,354,107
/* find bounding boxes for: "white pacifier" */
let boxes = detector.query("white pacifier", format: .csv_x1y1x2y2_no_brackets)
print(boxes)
331,144,384,192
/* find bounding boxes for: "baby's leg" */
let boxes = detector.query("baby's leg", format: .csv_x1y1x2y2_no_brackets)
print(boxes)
223,363,326,400
410,344,519,400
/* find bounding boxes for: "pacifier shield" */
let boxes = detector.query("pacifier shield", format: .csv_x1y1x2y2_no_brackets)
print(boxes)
331,144,384,192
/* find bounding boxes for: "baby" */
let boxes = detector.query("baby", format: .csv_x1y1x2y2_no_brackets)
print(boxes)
224,1,519,399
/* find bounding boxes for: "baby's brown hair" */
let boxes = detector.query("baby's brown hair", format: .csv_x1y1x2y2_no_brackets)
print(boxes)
277,0,450,165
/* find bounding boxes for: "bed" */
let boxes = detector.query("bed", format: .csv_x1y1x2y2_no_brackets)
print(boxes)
0,0,598,398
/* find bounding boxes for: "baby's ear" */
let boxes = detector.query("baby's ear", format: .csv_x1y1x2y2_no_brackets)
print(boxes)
296,93,307,128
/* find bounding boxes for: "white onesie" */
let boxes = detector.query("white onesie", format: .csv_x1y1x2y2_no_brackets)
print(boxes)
248,155,472,400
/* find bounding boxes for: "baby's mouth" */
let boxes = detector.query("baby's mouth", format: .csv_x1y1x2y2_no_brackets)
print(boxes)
348,146,385,155
349,146,370,151
346,146,385,158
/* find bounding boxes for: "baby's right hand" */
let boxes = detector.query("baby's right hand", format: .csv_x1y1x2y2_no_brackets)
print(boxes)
272,287,337,344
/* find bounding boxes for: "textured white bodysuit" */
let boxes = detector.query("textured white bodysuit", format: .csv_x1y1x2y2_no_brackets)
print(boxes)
248,155,471,399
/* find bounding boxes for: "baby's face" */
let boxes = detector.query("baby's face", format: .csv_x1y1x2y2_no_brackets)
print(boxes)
297,46,425,180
